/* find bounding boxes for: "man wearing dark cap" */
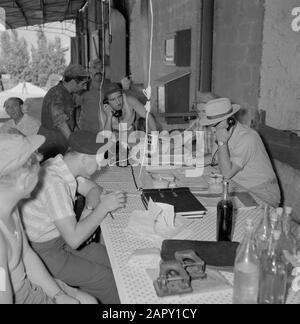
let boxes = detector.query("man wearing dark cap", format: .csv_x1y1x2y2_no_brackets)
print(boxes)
20,131,126,304
101,82,157,134
39,64,90,159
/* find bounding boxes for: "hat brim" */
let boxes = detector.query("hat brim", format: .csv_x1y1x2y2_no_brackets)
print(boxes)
200,104,241,127
26,135,45,156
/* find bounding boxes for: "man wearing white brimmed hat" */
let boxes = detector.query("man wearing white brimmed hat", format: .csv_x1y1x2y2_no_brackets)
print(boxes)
201,98,280,207
0,134,96,304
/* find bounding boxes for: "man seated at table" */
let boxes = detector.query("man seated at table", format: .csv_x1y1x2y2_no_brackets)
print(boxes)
200,98,281,207
101,82,157,134
20,131,126,304
39,64,90,158
0,98,40,136
0,133,96,304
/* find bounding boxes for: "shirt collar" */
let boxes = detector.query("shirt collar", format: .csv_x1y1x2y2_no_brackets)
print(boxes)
228,122,242,145
49,154,77,186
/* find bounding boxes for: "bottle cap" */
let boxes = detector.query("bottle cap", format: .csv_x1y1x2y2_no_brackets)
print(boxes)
285,207,292,215
276,208,284,217
270,211,278,222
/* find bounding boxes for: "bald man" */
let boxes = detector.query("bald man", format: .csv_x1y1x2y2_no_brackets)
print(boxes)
0,98,40,136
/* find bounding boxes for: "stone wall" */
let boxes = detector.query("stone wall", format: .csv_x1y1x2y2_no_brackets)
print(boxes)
212,0,265,125
259,0,300,219
259,0,300,132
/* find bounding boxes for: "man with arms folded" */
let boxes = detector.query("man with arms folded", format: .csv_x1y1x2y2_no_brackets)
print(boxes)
21,130,126,304
200,98,281,208
0,133,96,304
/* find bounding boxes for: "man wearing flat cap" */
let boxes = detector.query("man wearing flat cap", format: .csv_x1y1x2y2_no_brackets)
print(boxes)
201,98,280,207
21,131,126,304
39,64,90,158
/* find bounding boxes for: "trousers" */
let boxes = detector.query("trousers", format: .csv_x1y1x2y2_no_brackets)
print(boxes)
31,237,120,304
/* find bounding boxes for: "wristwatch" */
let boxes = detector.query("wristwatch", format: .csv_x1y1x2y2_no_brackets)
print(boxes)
215,140,225,147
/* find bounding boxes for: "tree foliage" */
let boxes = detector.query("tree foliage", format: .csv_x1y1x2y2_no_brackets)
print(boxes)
0,27,68,88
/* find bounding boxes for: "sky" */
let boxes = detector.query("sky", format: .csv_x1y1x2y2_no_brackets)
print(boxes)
16,20,76,64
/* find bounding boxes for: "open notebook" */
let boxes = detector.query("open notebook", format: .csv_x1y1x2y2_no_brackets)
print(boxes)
141,187,207,217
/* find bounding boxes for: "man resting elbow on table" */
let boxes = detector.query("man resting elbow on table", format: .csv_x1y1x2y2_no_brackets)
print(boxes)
201,98,281,208
20,131,126,304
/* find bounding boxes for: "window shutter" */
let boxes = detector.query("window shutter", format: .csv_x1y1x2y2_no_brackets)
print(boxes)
175,29,191,67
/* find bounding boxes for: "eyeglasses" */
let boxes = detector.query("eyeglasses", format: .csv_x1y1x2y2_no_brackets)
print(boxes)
212,121,222,128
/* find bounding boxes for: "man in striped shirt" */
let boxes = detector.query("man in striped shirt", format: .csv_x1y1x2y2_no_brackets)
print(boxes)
20,131,126,304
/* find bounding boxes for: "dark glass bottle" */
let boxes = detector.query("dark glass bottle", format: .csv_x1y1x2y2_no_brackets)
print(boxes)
217,180,233,242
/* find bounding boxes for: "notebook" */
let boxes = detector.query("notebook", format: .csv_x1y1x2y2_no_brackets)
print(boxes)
141,187,207,218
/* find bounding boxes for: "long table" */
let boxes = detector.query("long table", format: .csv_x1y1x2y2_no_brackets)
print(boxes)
95,166,300,304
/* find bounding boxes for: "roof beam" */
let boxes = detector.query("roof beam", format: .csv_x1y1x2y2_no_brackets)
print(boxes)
64,0,71,21
5,21,13,30
14,0,29,26
40,0,46,23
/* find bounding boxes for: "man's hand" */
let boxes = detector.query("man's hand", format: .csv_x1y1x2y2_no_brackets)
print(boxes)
103,104,113,118
100,191,127,213
215,127,234,143
54,293,80,304
51,106,69,128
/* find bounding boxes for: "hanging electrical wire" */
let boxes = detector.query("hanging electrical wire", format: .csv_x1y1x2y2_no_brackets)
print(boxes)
139,0,154,179
108,0,112,43
98,0,106,131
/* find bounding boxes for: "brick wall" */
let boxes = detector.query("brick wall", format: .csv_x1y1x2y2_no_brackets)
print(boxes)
128,0,202,112
212,0,265,125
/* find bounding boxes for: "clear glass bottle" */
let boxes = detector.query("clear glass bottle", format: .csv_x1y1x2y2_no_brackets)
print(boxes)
217,180,233,242
281,207,297,288
270,209,279,232
233,218,260,304
281,208,296,253
258,230,288,304
255,205,271,258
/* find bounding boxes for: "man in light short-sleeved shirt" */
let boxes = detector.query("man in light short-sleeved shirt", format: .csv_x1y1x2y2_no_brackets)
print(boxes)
21,131,126,304
0,98,40,136
201,98,280,207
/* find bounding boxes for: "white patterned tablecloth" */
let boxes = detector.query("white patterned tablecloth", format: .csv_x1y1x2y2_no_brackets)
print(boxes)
95,167,300,304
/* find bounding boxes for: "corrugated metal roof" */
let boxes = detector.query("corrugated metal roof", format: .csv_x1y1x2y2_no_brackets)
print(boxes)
0,0,86,29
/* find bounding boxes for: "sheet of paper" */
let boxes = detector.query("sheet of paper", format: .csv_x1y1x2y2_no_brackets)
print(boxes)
185,167,205,178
